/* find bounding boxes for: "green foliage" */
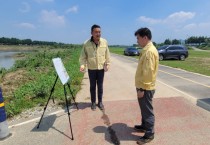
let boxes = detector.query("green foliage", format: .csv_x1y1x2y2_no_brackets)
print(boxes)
186,36,207,45
0,68,7,76
172,39,180,45
3,46,84,117
109,47,125,55
164,39,171,45
164,39,180,45
0,36,83,46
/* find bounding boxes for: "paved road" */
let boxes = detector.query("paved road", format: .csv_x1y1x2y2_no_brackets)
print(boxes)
111,54,210,111
191,46,204,51
158,65,210,111
191,46,210,51
1,53,210,145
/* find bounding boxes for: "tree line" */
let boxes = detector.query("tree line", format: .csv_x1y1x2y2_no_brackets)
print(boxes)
164,36,210,45
2,36,210,47
0,37,65,46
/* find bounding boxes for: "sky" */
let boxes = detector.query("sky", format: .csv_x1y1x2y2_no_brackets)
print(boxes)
1,0,210,45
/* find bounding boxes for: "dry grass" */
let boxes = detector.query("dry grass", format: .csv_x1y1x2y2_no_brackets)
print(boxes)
0,45,39,51
0,69,33,97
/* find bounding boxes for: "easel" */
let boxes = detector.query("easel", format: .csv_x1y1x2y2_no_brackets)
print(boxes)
37,58,78,140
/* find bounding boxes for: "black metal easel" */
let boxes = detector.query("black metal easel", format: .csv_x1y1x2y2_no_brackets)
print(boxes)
36,75,78,140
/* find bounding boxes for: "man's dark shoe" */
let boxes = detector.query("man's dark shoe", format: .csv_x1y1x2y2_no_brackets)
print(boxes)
91,103,96,110
134,125,146,133
136,135,154,144
98,102,104,110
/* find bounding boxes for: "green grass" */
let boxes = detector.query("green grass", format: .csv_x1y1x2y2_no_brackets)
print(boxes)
110,47,210,76
160,50,210,76
0,46,84,117
109,47,126,55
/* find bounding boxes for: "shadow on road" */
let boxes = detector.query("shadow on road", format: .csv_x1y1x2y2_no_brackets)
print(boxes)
31,114,73,139
72,102,91,110
31,115,57,132
93,123,140,145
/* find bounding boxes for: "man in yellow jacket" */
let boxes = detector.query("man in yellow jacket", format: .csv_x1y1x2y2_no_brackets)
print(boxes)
79,24,110,110
134,28,159,144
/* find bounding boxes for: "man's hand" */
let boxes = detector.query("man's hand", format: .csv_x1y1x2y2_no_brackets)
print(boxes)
137,90,144,98
80,65,85,73
104,64,109,72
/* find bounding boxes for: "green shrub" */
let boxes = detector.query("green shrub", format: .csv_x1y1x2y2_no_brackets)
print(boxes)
4,47,84,117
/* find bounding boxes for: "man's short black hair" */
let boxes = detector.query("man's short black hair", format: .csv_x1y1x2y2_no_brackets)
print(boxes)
91,24,101,32
134,27,152,40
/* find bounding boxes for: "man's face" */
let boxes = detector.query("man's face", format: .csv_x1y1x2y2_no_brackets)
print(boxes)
91,28,101,41
136,34,147,48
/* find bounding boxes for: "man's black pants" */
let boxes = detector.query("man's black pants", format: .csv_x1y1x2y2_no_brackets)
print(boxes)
137,90,155,137
88,69,104,103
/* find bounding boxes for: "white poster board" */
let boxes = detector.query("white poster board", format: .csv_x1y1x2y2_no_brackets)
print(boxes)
52,58,70,85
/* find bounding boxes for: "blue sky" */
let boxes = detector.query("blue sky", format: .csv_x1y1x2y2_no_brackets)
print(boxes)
1,0,210,45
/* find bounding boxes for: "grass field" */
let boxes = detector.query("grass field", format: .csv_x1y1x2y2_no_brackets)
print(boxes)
109,47,210,76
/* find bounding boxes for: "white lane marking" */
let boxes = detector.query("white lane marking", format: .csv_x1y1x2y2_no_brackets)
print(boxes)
8,110,64,128
159,70,210,88
159,63,210,79
157,79,197,104
112,53,210,88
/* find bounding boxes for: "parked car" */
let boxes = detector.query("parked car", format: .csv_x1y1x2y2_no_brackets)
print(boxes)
157,45,189,61
124,47,140,56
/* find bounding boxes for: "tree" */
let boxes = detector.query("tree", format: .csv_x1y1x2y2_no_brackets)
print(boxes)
10,38,20,45
164,39,171,45
186,36,206,45
172,39,180,45
153,42,157,47
133,44,138,47
0,37,10,44
22,39,32,45
197,36,205,45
